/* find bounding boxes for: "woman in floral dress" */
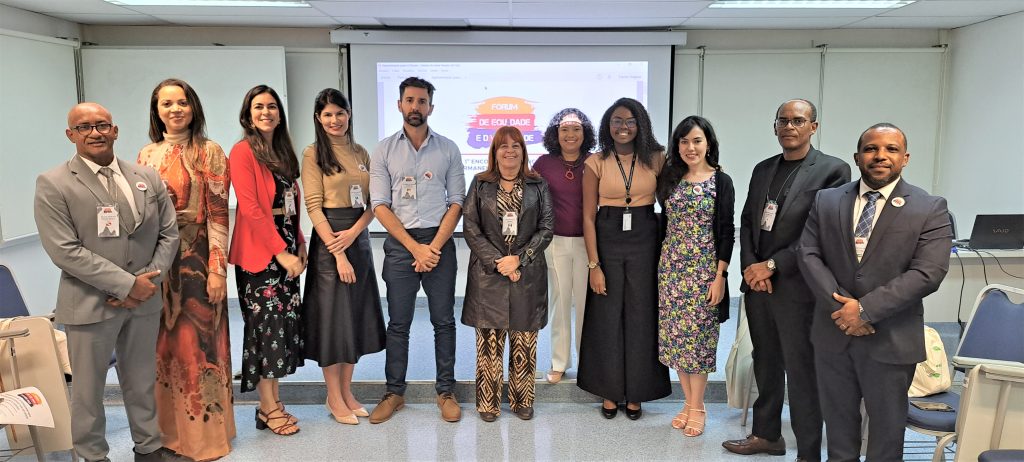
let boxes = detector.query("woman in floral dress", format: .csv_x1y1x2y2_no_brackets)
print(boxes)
227,85,306,436
655,115,735,437
138,78,235,461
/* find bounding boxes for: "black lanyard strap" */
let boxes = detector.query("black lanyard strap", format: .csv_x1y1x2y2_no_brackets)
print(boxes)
614,153,637,206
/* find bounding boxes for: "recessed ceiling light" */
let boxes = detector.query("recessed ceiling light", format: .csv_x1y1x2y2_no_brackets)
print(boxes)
105,0,310,7
709,0,915,8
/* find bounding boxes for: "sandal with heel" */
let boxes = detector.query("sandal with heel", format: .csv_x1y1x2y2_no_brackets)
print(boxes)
671,402,690,429
256,407,300,436
684,408,707,437
276,400,298,424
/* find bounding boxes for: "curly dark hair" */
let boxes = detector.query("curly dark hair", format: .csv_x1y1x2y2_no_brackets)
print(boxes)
656,115,722,205
597,97,664,169
541,108,596,157
238,84,299,180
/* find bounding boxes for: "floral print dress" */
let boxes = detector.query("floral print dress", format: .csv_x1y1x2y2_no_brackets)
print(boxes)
234,172,305,392
658,174,718,373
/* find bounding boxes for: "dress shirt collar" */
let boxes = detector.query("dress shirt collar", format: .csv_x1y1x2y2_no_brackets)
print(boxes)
858,176,900,201
79,155,124,177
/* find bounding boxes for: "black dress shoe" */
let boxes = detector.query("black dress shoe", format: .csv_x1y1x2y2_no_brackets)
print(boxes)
624,404,642,420
722,435,787,456
514,406,534,420
600,404,618,419
479,411,497,422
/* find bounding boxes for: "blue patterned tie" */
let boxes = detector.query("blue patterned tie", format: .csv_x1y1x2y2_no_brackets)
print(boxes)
855,191,882,238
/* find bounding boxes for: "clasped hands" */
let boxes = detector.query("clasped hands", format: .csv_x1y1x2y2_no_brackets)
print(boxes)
411,243,441,273
831,292,876,337
107,269,161,309
743,261,774,293
495,255,521,282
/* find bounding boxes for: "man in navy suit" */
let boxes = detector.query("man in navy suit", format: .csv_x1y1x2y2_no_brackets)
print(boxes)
798,123,952,461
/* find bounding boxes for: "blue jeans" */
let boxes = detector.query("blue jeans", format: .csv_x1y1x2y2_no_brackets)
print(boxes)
382,228,457,395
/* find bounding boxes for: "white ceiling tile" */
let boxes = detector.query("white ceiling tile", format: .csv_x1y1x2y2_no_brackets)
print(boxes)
681,16,861,29
693,8,890,18
125,5,329,16
881,0,1024,17
511,17,687,27
510,1,709,18
466,18,513,26
310,1,509,18
154,14,339,26
844,15,998,28
0,0,137,14
45,12,169,25
327,16,382,26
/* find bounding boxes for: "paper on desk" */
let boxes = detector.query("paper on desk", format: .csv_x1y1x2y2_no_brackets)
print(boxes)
0,387,54,428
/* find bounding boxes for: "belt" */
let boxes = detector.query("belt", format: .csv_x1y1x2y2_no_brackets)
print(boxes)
271,207,290,216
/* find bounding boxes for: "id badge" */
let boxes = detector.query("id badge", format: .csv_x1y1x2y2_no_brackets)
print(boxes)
401,176,417,200
97,205,120,238
350,184,365,209
854,236,868,259
283,188,297,216
622,210,632,232
760,200,778,231
502,211,518,236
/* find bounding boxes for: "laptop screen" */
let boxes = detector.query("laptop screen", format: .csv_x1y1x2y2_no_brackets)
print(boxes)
969,214,1024,250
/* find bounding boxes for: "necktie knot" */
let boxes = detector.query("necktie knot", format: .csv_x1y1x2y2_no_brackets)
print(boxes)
98,166,115,179
863,190,881,203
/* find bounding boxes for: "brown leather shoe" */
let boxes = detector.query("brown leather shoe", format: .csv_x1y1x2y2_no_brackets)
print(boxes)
514,406,534,420
437,392,462,422
722,435,786,456
368,392,405,424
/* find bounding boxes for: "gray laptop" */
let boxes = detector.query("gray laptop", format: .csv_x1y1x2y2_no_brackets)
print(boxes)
967,214,1024,250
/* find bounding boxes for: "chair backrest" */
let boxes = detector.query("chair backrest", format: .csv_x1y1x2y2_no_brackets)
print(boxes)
954,364,1024,462
954,285,1024,370
0,265,31,318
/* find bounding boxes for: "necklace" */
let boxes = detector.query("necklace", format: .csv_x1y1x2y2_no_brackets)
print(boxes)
562,154,583,181
500,174,519,182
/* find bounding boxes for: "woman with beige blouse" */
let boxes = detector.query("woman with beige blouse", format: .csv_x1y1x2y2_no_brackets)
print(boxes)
576,97,671,421
137,78,235,460
301,88,385,425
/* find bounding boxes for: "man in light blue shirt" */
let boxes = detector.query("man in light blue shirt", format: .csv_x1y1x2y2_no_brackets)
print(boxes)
368,77,466,424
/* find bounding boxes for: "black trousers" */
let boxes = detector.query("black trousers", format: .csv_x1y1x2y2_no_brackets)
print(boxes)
745,291,823,460
816,339,915,462
577,205,670,403
382,228,458,395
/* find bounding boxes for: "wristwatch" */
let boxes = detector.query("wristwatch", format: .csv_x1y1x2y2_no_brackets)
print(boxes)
587,261,600,270
766,258,777,273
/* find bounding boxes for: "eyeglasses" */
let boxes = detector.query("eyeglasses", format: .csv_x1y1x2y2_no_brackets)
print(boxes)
71,123,113,135
774,118,811,129
610,118,637,129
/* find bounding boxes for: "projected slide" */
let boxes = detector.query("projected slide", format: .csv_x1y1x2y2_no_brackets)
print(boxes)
376,61,649,177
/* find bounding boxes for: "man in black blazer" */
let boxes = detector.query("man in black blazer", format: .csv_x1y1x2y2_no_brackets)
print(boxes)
798,123,951,461
724,99,850,461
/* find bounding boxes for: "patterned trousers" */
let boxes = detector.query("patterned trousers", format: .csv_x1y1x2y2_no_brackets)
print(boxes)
475,328,538,414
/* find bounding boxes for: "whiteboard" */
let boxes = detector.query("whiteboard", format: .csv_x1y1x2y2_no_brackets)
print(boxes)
81,46,289,174
0,30,79,242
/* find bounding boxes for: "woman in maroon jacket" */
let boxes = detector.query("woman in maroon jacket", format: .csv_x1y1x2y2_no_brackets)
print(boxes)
228,84,306,436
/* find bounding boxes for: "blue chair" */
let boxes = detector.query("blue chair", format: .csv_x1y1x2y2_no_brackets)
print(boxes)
0,264,32,318
906,284,1024,462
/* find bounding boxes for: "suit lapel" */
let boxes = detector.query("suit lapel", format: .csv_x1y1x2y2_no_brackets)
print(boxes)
751,155,781,247
838,182,858,264
118,159,148,230
859,179,909,266
69,155,114,205
777,148,819,220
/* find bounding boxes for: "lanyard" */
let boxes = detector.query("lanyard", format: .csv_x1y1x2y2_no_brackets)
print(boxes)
614,153,637,208
766,159,803,204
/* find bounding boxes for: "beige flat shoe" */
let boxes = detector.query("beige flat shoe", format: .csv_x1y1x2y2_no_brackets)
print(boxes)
546,370,564,384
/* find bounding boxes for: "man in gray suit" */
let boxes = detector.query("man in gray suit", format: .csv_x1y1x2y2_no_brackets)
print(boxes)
34,103,179,462
798,123,952,461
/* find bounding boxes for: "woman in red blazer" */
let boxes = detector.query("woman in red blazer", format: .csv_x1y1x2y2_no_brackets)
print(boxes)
228,84,306,436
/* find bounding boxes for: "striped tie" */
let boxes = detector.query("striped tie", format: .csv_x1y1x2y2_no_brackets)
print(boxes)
855,191,882,239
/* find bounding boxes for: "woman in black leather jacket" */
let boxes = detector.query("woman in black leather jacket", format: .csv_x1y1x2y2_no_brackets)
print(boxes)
461,126,554,422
